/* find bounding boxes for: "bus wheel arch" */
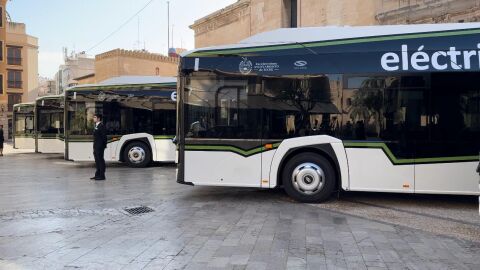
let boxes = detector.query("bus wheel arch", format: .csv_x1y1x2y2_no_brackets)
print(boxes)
277,146,340,203
120,139,152,167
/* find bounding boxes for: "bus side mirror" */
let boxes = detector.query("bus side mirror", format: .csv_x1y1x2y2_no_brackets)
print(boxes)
172,136,178,144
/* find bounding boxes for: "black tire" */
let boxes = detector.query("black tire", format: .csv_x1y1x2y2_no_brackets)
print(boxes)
282,152,336,203
123,141,152,168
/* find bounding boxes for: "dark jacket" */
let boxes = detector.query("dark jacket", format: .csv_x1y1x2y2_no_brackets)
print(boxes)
93,122,107,150
0,129,4,143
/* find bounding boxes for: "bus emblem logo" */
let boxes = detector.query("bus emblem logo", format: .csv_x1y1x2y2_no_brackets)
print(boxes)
97,92,106,101
171,92,177,101
294,60,307,67
239,57,253,74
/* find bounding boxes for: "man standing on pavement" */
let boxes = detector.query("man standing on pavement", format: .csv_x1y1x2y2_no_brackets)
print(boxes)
91,114,107,180
0,125,4,157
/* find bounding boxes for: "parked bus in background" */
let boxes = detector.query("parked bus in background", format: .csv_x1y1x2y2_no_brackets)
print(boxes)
65,76,177,167
176,23,480,202
12,103,35,150
35,94,65,154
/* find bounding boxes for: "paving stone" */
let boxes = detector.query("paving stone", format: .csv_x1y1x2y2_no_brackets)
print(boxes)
0,153,479,269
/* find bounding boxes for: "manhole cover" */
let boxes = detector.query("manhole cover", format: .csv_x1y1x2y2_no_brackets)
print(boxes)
333,217,346,225
124,206,154,215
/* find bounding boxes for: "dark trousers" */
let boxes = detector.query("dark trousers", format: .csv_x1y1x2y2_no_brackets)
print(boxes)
93,148,106,178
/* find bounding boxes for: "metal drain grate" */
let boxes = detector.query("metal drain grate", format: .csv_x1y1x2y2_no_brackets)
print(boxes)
124,206,154,215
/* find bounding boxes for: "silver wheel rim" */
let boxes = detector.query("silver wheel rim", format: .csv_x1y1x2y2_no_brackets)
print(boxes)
291,162,325,195
128,147,146,164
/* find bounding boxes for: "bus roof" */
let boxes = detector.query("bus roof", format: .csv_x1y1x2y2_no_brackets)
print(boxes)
184,23,480,57
100,76,176,86
13,102,35,108
181,23,480,74
66,76,177,92
36,94,64,101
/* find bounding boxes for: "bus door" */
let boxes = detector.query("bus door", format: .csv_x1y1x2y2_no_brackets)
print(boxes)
346,76,420,192
414,73,480,194
184,83,263,187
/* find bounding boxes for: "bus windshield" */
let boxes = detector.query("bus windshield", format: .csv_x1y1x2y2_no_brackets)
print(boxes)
14,106,35,136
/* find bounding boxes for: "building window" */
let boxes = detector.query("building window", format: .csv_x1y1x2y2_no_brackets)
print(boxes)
156,67,160,75
7,93,22,112
0,74,3,94
0,41,3,61
0,7,3,28
290,0,297,28
8,118,12,140
7,69,22,88
284,0,298,28
7,46,22,65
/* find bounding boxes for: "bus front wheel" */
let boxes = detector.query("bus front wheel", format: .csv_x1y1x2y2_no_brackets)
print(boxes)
282,153,335,203
123,141,152,168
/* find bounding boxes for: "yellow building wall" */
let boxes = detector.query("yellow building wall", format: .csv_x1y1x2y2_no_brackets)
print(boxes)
192,1,252,48
94,49,178,83
193,0,381,48
75,75,96,85
299,0,380,27
192,0,480,48
6,24,39,102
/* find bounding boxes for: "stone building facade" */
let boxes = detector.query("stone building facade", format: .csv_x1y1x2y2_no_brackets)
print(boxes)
75,49,179,85
191,0,480,48
6,22,39,103
0,0,7,140
0,1,38,140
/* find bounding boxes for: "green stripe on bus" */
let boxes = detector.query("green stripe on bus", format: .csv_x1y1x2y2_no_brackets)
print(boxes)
14,134,35,138
38,137,65,141
154,135,175,139
343,142,478,164
68,136,173,142
37,134,64,138
68,139,118,144
188,28,480,57
185,142,281,157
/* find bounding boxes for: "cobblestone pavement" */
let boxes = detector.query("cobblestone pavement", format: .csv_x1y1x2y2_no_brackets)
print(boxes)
0,151,479,270
313,192,480,243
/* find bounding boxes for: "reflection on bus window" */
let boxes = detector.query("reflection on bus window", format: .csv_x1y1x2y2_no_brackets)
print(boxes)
67,92,176,136
184,74,342,140
184,72,480,159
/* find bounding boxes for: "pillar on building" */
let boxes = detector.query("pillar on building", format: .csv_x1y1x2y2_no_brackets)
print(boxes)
0,0,8,141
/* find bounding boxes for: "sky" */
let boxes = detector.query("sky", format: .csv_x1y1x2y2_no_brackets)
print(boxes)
7,0,237,78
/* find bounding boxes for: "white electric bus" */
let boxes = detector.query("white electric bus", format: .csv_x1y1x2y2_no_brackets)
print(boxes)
12,102,35,149
35,94,65,154
177,23,480,202
65,76,177,167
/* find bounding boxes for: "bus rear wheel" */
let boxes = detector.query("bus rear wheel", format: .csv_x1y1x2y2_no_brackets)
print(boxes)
123,141,152,168
282,153,335,203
